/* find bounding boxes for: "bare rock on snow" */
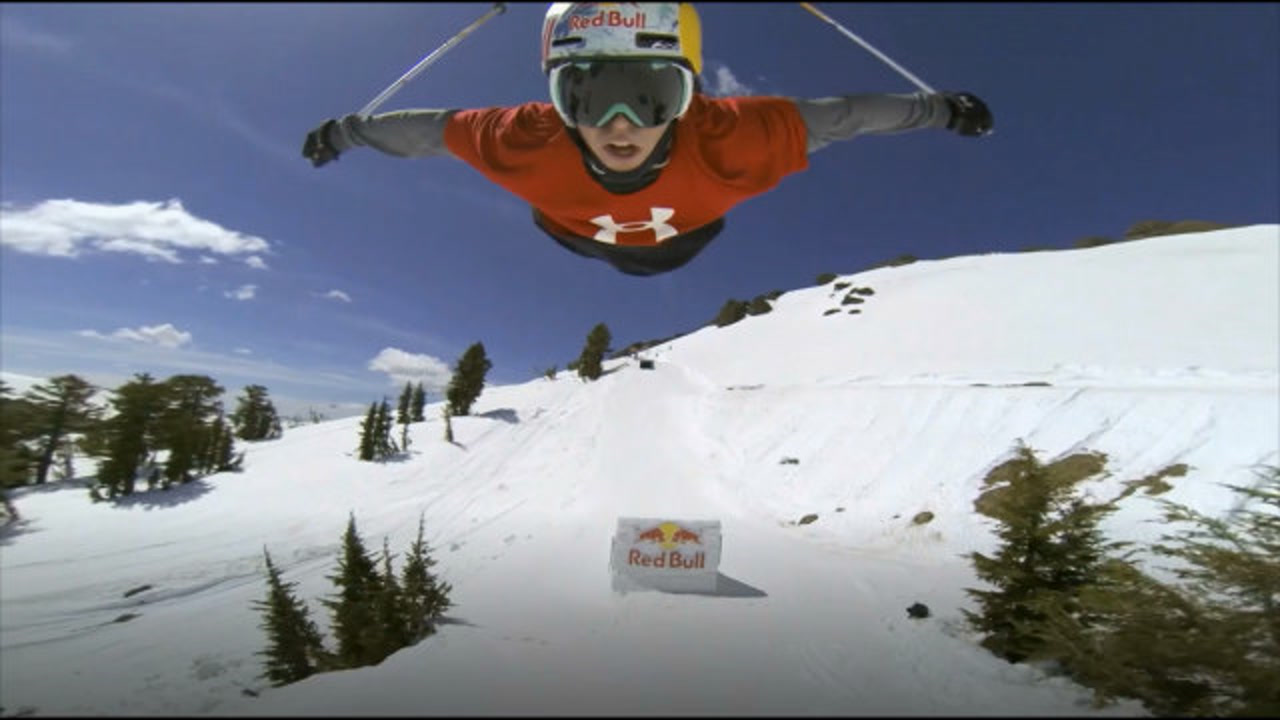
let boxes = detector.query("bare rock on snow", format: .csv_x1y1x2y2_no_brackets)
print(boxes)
907,602,930,619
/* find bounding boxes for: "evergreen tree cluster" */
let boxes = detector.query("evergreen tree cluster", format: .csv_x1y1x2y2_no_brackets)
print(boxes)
966,443,1279,716
2,375,287,502
255,512,451,686
357,399,399,462
2,376,100,489
356,382,431,461
230,385,282,441
89,374,246,500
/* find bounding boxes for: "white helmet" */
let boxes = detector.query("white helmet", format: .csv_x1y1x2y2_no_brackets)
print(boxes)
540,2,703,75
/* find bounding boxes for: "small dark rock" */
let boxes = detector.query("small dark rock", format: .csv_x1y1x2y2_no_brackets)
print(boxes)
907,602,930,619
639,360,655,370
113,613,141,624
798,513,819,525
835,507,845,513
911,511,935,525
241,688,260,698
780,457,800,465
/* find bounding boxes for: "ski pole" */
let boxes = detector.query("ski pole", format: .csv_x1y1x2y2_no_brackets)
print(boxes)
359,3,507,119
798,2,936,94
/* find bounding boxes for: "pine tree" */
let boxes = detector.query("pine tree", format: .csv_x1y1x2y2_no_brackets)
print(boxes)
231,385,282,441
322,514,387,668
376,538,410,654
1017,466,1280,716
397,383,413,426
396,384,413,452
963,443,1118,663
401,513,453,641
411,383,427,423
1147,465,1280,715
95,373,165,498
576,323,612,381
23,374,99,485
0,381,37,489
373,399,397,459
157,375,225,487
253,548,330,686
446,342,492,417
201,414,241,473
1023,555,1221,715
357,403,378,461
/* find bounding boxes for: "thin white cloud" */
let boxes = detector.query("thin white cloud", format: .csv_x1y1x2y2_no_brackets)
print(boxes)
224,284,257,301
367,347,451,387
323,290,353,303
706,63,755,97
3,326,378,410
199,256,219,265
78,323,193,349
244,255,269,270
0,198,271,264
0,15,75,56
97,238,182,263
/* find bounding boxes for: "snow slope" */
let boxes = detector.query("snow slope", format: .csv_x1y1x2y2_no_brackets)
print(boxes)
2,226,1276,716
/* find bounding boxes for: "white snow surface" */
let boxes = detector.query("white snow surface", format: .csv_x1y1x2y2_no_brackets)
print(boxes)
2,226,1277,716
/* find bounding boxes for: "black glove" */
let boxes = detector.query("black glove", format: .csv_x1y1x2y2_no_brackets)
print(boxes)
942,92,993,137
303,119,341,167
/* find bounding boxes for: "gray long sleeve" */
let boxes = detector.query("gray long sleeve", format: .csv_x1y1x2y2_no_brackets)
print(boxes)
321,92,952,159
791,92,953,153
326,109,460,158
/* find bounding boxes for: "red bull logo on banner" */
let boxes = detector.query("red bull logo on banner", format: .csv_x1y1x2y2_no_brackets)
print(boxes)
611,517,721,592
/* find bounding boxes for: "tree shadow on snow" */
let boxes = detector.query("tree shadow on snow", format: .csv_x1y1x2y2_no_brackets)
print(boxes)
107,479,214,510
477,408,519,424
0,517,39,547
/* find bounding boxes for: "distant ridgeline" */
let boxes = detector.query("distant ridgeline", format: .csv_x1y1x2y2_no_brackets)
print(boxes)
1068,218,1239,250
610,218,1243,349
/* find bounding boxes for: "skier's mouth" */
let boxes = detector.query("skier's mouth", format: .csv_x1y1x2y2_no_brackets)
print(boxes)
603,142,640,159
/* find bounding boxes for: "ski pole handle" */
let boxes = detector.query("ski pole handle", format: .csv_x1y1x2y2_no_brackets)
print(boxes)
359,3,507,119
799,2,936,94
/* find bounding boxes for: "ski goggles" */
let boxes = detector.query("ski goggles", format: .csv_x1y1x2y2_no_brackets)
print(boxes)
549,59,695,129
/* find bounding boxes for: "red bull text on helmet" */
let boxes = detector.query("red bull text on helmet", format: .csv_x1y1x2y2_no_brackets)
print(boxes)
568,9,648,30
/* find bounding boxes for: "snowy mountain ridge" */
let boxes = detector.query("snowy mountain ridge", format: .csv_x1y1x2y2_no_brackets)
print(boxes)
1,225,1277,716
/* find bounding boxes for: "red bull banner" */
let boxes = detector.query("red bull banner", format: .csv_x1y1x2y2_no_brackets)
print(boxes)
611,518,721,593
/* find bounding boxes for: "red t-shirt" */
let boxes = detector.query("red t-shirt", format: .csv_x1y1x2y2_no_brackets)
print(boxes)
442,94,809,247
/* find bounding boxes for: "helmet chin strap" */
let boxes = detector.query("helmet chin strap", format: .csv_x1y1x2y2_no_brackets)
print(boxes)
567,122,678,195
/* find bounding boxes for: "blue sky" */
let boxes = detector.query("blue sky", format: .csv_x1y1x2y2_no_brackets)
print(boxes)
2,2,1277,416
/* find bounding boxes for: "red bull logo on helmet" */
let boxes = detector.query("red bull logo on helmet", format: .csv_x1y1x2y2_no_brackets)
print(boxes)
567,9,647,31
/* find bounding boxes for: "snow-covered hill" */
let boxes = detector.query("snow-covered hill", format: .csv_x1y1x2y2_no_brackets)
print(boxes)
2,226,1277,716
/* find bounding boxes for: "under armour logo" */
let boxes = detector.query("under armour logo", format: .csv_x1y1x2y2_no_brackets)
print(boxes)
590,207,677,244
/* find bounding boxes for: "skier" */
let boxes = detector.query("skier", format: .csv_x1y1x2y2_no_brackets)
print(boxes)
302,2,993,276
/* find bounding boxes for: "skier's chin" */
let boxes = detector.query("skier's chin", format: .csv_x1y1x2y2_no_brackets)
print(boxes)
594,145,647,172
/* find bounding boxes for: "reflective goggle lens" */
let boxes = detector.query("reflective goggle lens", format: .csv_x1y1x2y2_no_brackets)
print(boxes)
551,59,692,128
